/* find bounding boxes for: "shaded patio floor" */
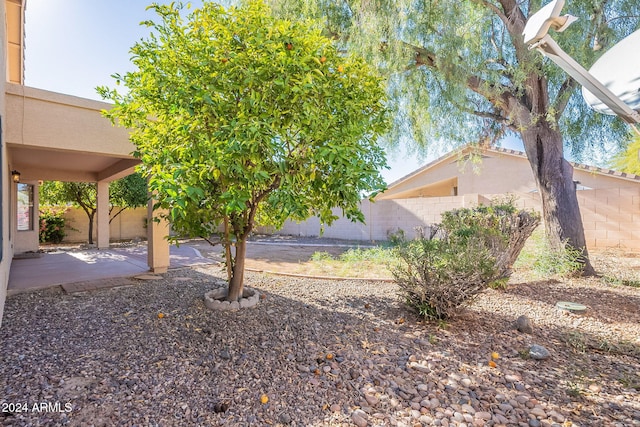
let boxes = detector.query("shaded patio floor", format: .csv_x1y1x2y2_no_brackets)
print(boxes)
8,244,211,294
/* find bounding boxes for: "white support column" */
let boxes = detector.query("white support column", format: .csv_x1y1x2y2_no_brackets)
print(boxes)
96,180,110,249
147,197,170,273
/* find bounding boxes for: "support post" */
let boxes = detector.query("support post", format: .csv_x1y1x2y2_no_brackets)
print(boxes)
147,197,170,273
96,180,109,249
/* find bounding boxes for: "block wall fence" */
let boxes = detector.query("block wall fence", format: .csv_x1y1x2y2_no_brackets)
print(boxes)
58,187,640,250
262,188,640,250
61,207,147,243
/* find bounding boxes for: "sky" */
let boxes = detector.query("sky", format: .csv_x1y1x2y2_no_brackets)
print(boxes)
23,0,522,184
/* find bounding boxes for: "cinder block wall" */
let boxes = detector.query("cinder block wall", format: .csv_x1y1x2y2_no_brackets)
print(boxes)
61,207,147,243
578,187,640,250
271,189,639,250
55,187,639,250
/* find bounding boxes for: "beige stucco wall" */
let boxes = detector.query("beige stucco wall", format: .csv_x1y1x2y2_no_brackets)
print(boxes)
380,150,640,201
5,84,132,157
1,0,20,326
380,151,540,199
271,187,639,251
0,1,8,325
60,207,147,243
457,154,537,194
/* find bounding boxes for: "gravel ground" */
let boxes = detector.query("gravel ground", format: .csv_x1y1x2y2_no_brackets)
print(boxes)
1,263,639,427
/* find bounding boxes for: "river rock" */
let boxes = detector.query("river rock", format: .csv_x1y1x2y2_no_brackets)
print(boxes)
516,315,533,334
529,345,551,360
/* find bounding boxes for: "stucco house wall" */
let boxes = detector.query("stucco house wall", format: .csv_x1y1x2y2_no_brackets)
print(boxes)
0,0,11,325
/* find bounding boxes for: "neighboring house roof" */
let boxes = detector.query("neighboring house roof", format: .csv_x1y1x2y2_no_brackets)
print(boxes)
379,145,640,200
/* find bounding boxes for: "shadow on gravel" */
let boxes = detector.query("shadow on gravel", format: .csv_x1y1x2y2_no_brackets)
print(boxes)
505,279,640,324
1,268,638,426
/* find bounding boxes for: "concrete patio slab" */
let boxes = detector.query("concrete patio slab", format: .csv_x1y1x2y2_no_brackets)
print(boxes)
8,244,211,294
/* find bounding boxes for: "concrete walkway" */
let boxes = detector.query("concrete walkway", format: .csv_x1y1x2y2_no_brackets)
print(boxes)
7,238,368,295
8,244,211,294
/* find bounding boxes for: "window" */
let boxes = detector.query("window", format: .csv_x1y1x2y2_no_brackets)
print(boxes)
17,183,33,231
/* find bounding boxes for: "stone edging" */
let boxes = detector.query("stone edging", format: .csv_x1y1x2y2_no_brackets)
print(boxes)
204,287,260,311
245,267,395,283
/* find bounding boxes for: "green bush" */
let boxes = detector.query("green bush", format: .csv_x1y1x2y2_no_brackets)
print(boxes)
386,228,406,246
393,235,497,320
441,197,540,281
515,228,584,278
310,251,334,261
39,207,67,244
394,198,540,320
339,247,395,263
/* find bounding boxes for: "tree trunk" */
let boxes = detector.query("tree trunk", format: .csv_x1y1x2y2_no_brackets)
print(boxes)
87,212,95,245
521,123,596,275
226,238,247,302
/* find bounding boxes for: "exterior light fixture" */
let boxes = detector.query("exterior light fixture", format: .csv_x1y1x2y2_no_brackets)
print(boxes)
11,170,21,183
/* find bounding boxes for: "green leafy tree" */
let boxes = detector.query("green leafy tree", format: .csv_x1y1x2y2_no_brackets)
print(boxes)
40,181,99,244
109,173,149,222
39,173,148,244
270,0,640,275
612,133,640,174
98,1,389,301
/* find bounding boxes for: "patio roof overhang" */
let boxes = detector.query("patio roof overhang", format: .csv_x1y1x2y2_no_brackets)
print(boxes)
5,83,140,182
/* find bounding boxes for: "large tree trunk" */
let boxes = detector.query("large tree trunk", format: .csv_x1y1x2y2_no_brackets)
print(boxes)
227,238,247,302
521,123,596,276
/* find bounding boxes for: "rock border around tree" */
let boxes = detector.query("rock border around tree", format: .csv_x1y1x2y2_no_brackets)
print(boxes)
204,287,260,311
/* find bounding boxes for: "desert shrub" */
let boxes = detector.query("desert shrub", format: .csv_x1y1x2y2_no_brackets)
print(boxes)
441,197,540,281
393,236,497,320
386,228,406,246
394,198,540,320
39,206,68,243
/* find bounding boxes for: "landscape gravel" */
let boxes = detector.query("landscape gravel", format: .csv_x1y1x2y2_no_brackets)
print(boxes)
1,262,639,426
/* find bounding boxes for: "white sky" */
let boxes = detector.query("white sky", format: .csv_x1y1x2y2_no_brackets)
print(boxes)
23,1,522,184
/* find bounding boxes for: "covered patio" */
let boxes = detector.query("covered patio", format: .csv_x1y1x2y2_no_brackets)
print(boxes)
5,83,170,273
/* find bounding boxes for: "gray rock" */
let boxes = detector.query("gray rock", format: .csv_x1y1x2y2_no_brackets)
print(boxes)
278,413,292,424
529,344,551,360
516,315,533,334
219,349,231,360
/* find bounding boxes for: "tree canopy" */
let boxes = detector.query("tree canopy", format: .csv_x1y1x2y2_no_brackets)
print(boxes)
270,0,638,159
613,133,640,174
39,173,148,244
98,0,389,300
269,0,640,274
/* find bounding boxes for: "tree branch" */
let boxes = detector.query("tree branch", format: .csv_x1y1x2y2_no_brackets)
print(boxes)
553,77,579,119
242,175,282,241
402,42,436,68
200,235,222,246
109,207,127,224
467,75,532,129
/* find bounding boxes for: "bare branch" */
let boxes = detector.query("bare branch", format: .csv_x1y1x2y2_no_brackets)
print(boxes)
553,77,579,119
200,235,222,246
473,0,508,22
